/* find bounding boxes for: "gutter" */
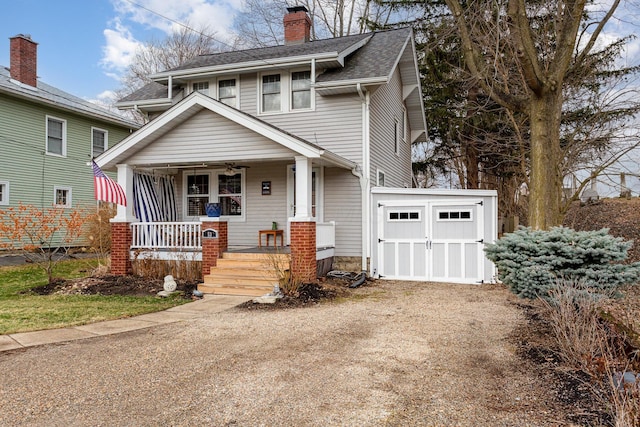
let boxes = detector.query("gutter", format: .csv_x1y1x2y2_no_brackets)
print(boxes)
355,82,370,273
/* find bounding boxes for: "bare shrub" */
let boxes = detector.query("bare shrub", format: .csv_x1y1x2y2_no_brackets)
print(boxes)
85,203,116,261
131,250,201,281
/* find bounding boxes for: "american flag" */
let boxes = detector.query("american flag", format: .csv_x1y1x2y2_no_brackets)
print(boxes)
92,160,127,206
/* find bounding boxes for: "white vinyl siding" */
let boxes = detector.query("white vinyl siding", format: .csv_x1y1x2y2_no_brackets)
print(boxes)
46,116,66,156
0,181,9,205
369,69,411,187
126,109,294,165
324,168,362,256
91,127,108,157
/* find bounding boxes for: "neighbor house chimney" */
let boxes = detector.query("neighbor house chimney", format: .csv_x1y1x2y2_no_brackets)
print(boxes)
10,34,38,87
284,6,311,45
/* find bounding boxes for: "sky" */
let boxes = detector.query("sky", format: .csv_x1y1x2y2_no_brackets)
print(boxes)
0,0,243,103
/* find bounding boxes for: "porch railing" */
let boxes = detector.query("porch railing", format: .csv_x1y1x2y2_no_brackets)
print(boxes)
316,221,336,249
130,222,202,250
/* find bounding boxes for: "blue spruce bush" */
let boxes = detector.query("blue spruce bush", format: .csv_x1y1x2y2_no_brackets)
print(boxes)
484,227,640,300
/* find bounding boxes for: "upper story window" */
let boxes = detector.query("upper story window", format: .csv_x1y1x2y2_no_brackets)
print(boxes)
218,79,237,107
54,186,72,208
291,71,311,110
46,116,66,157
193,81,210,95
92,127,108,157
262,74,281,113
0,181,9,205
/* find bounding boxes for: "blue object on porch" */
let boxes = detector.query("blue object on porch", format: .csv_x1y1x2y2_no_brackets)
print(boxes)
205,202,221,217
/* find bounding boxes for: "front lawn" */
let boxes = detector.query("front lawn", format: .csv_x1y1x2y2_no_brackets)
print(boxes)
0,259,189,335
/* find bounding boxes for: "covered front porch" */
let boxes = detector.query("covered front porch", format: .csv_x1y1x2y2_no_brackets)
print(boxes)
96,92,358,291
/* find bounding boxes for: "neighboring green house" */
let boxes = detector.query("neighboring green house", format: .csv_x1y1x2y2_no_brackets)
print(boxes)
0,34,139,214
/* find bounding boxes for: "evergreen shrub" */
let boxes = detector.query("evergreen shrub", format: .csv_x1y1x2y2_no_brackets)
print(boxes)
484,227,640,300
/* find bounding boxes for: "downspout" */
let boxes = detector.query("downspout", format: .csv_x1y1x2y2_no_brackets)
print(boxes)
356,83,370,273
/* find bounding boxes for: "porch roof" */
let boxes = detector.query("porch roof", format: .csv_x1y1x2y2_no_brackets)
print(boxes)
95,92,356,171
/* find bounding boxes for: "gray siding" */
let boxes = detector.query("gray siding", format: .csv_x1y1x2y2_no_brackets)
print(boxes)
324,167,362,256
369,69,412,188
127,109,295,165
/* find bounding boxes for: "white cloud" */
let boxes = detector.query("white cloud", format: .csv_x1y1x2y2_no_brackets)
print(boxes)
101,18,142,73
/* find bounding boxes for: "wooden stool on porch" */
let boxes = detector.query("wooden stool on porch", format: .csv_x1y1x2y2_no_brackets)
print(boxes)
258,229,284,248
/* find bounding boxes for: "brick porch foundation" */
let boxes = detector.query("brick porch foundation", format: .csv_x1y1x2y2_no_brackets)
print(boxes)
201,220,228,279
290,221,316,282
111,222,132,275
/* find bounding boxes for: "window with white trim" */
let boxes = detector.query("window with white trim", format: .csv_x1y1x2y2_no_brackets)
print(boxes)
218,173,242,216
186,174,210,217
193,81,209,95
394,117,400,155
291,70,311,109
388,211,420,221
218,78,237,106
46,116,66,156
377,170,386,187
262,74,281,112
403,107,408,143
0,181,9,205
91,127,108,157
54,186,72,208
437,209,473,221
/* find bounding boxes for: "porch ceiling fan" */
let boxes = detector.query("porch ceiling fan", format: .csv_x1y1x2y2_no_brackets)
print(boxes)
224,162,249,176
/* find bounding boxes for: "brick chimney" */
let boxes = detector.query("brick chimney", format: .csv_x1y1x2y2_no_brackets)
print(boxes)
10,34,38,87
284,6,311,45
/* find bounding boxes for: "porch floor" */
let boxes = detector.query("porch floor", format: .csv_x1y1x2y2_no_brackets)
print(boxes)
227,246,291,254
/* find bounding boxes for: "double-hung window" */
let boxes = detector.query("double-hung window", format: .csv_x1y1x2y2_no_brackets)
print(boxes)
218,79,237,106
193,81,209,95
262,74,281,112
92,128,108,157
46,116,66,156
291,71,311,109
218,173,242,216
186,174,210,217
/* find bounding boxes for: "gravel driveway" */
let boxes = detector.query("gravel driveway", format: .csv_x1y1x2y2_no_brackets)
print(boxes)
0,281,565,426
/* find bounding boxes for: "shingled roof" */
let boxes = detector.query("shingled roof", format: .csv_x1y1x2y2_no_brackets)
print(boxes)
0,66,138,128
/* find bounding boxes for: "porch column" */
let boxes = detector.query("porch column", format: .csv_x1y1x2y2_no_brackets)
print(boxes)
110,164,136,276
201,218,228,279
290,220,317,282
294,156,313,220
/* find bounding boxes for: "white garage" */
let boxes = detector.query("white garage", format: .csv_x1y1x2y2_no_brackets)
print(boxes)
370,188,498,284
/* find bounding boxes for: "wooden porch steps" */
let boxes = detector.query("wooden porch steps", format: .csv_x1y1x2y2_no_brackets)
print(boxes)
198,252,290,297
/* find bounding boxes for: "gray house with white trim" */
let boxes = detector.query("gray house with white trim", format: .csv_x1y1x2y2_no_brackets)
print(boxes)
100,7,427,293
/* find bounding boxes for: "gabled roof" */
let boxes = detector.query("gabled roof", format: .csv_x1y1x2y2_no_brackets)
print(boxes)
98,91,356,171
0,66,139,129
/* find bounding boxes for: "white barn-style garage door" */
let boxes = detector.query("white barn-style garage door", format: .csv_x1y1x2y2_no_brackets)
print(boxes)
371,189,497,284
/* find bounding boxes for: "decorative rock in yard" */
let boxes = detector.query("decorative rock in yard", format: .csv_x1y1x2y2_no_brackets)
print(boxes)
163,275,177,293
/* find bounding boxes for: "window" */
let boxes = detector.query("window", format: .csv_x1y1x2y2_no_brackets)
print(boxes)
388,211,420,221
403,107,408,143
54,186,71,207
218,173,242,216
0,181,9,205
218,79,237,106
291,71,311,109
394,117,400,155
46,116,66,156
437,210,473,221
187,174,210,217
262,74,281,112
193,81,209,95
92,128,108,157
377,170,385,187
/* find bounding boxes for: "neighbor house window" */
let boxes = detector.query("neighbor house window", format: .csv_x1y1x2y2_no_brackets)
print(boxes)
291,71,311,109
218,173,243,216
0,181,9,205
218,79,237,106
46,116,66,156
91,127,108,157
54,186,71,208
186,174,210,217
262,74,281,112
193,81,209,95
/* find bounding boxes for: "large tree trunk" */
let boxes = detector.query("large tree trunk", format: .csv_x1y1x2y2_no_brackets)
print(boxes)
528,93,563,229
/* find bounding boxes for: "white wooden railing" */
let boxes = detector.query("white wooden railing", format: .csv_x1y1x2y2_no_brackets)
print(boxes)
316,221,336,249
130,222,202,250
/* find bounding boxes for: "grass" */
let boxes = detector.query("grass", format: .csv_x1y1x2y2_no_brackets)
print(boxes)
0,258,189,335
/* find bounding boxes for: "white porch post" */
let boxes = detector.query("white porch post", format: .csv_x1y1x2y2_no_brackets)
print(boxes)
112,163,136,223
294,156,313,221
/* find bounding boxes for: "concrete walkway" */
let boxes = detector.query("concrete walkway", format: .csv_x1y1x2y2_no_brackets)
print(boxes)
0,294,251,352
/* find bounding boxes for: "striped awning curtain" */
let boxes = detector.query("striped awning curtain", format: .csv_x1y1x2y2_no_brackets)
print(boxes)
133,173,163,222
158,175,178,222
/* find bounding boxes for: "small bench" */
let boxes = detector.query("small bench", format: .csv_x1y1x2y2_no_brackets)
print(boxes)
258,229,284,248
